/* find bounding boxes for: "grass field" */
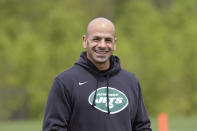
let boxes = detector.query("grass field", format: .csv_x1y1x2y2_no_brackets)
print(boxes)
0,116,196,131
151,116,197,131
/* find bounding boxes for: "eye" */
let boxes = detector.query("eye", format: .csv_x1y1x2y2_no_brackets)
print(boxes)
92,38,100,42
93,38,99,41
105,38,112,43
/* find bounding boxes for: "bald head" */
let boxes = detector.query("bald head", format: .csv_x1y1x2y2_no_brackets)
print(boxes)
86,17,116,37
82,17,117,70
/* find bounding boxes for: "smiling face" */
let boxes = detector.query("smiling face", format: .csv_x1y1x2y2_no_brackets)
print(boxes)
82,18,117,70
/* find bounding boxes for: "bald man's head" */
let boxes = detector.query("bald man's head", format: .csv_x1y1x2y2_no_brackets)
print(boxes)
82,17,117,69
86,17,116,38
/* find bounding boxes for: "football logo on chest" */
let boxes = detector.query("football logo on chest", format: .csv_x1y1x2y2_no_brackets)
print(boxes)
88,87,128,114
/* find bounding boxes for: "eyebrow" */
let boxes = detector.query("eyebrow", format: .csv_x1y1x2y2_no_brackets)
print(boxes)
91,36,114,39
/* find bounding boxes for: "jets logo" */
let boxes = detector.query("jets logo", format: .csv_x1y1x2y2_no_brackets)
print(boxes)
88,87,128,114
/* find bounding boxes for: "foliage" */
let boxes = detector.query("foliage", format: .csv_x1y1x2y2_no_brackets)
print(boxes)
0,0,197,119
116,0,197,115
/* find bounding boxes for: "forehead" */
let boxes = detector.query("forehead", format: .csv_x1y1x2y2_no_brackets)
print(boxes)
89,33,114,39
87,19,115,38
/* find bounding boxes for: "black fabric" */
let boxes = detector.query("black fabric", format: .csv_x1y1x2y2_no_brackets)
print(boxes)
43,51,152,131
75,51,121,79
75,52,120,114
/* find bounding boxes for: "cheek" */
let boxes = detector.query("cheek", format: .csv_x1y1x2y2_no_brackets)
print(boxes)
89,43,98,49
108,44,115,50
86,43,95,51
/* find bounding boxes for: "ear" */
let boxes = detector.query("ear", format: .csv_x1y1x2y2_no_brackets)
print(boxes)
113,37,117,51
82,35,87,49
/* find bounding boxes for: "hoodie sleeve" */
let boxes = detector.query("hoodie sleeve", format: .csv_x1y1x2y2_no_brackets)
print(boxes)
43,77,72,131
133,81,152,131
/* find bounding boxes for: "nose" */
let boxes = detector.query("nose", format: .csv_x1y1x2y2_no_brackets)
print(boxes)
98,39,106,48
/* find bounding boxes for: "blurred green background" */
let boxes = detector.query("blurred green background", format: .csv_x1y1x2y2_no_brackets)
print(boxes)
0,0,197,130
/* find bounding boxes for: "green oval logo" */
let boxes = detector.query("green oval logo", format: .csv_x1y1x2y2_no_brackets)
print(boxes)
88,87,128,114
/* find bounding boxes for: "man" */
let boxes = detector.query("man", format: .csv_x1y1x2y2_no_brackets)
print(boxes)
43,17,152,131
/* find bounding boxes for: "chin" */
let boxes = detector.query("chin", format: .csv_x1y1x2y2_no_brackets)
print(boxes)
94,57,109,64
88,52,111,64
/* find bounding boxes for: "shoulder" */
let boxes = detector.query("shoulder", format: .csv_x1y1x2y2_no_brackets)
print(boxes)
57,64,87,78
54,65,80,86
119,69,139,83
54,64,88,86
116,69,142,93
57,66,77,79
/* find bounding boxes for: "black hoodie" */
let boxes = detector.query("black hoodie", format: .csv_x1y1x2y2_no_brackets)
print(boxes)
43,52,152,131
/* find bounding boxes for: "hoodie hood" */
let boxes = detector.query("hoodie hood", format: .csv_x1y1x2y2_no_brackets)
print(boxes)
75,51,121,78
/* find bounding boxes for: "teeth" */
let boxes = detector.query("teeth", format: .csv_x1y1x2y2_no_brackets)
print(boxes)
95,50,107,54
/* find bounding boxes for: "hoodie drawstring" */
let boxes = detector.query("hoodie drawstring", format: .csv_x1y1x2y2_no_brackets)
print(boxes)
92,80,98,107
106,75,110,114
92,75,110,115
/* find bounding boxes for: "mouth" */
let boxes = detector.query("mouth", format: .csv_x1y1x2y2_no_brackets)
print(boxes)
94,50,109,57
94,49,109,55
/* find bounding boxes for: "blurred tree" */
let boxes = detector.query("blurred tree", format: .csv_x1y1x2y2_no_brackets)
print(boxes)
0,0,88,119
116,0,197,115
0,0,197,120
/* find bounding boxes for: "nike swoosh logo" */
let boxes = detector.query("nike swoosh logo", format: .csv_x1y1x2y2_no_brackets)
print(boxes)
79,81,88,86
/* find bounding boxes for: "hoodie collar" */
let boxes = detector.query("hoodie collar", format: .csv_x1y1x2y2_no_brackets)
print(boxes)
75,51,121,77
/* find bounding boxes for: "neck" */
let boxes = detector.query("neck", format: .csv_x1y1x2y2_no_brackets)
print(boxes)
95,61,110,71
